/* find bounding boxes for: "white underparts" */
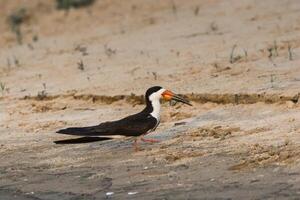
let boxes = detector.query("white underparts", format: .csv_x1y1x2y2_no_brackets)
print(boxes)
149,88,166,121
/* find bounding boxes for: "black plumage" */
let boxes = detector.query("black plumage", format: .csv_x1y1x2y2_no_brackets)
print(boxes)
56,110,158,137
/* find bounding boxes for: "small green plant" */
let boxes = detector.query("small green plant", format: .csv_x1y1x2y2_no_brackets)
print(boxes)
36,83,48,100
0,82,6,95
56,0,95,10
104,44,116,57
152,72,158,80
77,60,85,71
270,74,275,88
229,45,242,64
8,8,29,44
287,43,293,61
74,45,88,56
268,40,279,59
243,49,248,60
37,90,47,100
13,55,20,67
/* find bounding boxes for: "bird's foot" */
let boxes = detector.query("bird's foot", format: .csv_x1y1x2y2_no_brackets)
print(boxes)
141,137,160,143
133,138,141,152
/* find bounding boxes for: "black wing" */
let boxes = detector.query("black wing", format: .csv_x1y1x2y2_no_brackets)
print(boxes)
56,112,157,137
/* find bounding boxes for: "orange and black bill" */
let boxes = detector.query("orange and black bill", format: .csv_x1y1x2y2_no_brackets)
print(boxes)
162,90,192,106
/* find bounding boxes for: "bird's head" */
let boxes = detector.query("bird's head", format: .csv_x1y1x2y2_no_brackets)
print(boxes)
145,86,192,106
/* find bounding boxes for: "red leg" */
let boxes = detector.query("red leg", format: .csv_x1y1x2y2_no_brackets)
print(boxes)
141,137,160,143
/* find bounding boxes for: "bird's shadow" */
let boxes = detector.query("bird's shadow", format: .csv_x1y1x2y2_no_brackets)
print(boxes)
54,137,112,144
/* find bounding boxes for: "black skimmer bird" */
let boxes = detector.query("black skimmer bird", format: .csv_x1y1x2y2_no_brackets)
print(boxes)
56,86,192,150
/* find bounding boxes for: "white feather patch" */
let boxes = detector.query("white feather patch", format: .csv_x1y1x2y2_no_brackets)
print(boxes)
149,88,166,120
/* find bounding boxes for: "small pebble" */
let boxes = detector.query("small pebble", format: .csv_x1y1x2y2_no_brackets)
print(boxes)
25,192,34,195
128,191,138,195
106,192,114,196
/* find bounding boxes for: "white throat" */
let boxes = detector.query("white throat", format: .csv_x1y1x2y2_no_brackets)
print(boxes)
149,88,166,120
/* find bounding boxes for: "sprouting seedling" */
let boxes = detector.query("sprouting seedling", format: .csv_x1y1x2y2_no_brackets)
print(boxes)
243,49,248,61
273,40,278,57
74,45,88,56
229,44,242,64
287,43,293,61
270,74,275,88
13,55,20,67
104,44,116,57
152,72,158,80
268,40,279,59
77,60,85,71
8,8,28,45
268,48,273,58
37,90,47,100
0,82,6,95
42,83,47,90
230,44,236,63
37,83,47,100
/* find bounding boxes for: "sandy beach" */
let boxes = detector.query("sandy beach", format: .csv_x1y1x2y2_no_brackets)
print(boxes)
1,0,300,199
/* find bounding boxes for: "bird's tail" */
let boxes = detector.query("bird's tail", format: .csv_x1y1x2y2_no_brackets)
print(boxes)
56,126,106,137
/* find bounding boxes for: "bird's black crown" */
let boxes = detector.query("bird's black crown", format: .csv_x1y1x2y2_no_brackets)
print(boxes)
145,86,163,98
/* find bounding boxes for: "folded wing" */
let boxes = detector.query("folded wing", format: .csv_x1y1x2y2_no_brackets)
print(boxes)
56,113,157,137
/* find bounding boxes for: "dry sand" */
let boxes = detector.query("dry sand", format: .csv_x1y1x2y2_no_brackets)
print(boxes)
1,0,300,199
